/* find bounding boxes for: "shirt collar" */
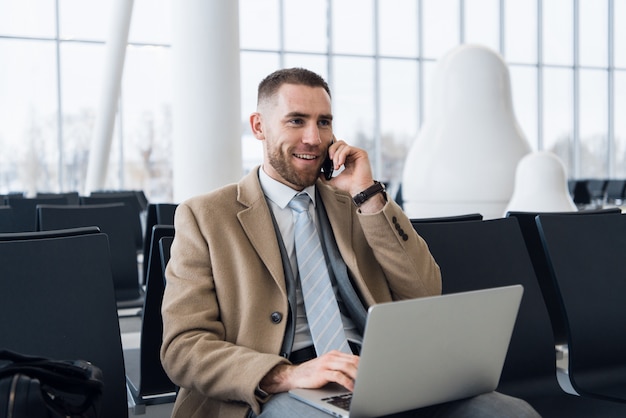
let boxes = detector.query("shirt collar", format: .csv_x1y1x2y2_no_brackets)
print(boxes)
259,167,317,209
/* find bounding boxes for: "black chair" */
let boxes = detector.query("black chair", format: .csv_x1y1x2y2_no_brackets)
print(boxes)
1,192,25,202
506,208,622,346
586,179,608,205
0,226,101,241
141,203,177,283
0,206,15,233
36,203,144,309
604,179,626,205
411,217,626,416
81,194,145,252
89,190,148,211
125,225,176,408
36,191,81,205
0,231,128,417
410,213,483,225
159,235,174,280
536,213,626,404
5,195,69,232
571,180,591,206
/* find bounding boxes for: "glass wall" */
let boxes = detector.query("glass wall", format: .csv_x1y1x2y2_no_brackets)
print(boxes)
1,0,625,200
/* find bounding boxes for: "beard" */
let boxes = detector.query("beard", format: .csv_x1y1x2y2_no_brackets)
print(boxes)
266,146,322,189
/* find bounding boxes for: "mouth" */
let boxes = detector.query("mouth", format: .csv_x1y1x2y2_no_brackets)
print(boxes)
293,153,319,161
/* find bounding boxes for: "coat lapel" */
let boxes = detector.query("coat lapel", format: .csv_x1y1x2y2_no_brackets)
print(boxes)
236,169,287,296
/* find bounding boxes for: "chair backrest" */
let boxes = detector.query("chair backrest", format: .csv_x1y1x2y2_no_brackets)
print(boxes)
604,179,626,204
410,213,483,225
536,212,626,401
0,232,128,417
586,179,608,205
0,206,15,233
89,190,148,211
159,236,174,281
138,225,176,397
506,208,622,346
571,180,591,206
5,196,69,232
81,194,144,251
2,192,25,202
142,203,177,282
36,203,142,304
36,191,81,205
0,226,101,241
402,44,532,220
411,217,559,397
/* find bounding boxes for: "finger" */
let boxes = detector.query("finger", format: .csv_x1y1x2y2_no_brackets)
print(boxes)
325,369,356,391
329,142,350,169
317,351,359,380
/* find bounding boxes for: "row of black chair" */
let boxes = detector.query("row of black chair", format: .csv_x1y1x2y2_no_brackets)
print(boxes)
569,179,626,206
409,210,626,416
0,223,178,416
1,190,147,236
1,190,178,309
8,202,623,416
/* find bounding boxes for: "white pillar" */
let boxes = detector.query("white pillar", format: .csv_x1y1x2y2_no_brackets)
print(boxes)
171,0,242,203
85,0,134,194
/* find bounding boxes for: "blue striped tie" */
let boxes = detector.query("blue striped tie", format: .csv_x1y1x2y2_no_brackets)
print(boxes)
288,193,351,356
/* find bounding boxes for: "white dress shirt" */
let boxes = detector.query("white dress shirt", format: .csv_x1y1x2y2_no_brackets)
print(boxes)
259,168,361,352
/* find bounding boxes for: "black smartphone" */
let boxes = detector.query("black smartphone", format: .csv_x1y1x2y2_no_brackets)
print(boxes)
321,152,333,180
321,137,335,180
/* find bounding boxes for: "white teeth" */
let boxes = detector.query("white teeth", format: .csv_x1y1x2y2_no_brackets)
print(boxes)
294,154,317,160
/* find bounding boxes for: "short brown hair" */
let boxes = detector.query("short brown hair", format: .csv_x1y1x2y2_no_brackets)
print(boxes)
257,68,331,106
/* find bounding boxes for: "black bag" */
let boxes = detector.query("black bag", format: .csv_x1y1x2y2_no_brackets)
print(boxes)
0,349,104,417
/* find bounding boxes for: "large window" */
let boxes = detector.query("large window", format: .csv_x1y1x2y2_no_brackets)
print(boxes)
1,0,625,199
0,0,172,200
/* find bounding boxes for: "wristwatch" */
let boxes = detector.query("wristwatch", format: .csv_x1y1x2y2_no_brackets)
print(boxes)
352,181,386,207
255,384,270,400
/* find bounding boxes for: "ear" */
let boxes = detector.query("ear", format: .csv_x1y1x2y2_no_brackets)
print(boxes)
250,112,265,140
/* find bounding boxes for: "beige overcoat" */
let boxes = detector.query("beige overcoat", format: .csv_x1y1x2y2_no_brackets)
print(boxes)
160,167,441,417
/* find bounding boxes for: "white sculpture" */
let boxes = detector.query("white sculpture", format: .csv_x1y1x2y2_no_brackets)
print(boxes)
504,151,577,214
402,44,531,219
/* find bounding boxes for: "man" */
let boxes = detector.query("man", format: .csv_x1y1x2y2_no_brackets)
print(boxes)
160,68,539,417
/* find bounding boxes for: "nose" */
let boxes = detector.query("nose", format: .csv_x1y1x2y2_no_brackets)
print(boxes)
302,124,321,145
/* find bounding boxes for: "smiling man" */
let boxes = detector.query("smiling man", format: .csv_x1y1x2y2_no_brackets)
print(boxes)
160,68,539,418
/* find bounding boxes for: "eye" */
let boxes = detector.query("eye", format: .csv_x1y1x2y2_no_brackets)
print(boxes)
318,119,331,127
288,118,304,125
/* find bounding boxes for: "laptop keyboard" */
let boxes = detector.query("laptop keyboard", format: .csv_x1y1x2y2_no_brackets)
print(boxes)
323,393,353,411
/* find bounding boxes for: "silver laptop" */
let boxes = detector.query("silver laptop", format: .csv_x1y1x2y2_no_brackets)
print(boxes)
289,284,523,418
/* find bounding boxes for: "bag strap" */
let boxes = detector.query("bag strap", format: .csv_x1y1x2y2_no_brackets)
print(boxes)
0,349,49,364
0,349,103,415
0,349,102,384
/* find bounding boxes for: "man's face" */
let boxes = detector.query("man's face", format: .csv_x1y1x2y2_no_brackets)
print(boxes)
254,83,334,190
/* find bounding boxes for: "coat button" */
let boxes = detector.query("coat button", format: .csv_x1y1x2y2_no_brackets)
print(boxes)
270,312,283,323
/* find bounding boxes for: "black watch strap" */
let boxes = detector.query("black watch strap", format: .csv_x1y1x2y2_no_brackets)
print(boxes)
255,384,270,400
352,181,386,206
